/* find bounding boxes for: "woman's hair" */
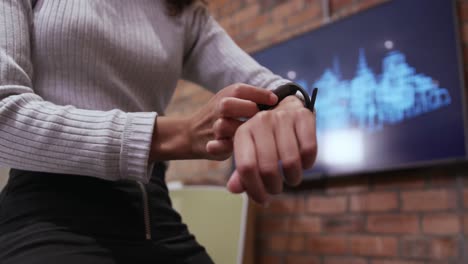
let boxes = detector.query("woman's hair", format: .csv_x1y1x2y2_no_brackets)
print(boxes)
165,0,207,16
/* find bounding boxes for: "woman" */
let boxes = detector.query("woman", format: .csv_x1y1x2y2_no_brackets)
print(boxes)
0,0,317,263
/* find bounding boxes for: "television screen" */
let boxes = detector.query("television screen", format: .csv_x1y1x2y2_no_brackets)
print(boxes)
253,0,467,178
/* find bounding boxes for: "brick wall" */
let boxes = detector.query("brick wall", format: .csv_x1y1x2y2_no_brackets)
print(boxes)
256,166,467,264
166,0,468,263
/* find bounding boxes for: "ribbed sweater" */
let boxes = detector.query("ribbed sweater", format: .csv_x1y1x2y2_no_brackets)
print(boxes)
0,0,287,182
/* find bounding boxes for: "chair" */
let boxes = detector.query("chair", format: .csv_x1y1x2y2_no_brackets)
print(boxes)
168,183,253,264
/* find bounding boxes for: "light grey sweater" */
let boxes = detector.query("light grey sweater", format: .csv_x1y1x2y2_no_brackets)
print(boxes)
0,0,287,182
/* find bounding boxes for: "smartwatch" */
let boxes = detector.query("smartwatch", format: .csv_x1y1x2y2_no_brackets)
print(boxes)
258,82,318,112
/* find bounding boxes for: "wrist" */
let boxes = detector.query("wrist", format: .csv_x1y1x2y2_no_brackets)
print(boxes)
149,116,192,161
275,95,307,110
258,82,316,112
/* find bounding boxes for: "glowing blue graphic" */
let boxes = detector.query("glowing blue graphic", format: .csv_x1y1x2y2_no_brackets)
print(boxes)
295,50,451,133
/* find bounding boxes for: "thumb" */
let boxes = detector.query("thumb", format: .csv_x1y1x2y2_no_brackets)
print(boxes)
206,139,233,159
227,170,245,194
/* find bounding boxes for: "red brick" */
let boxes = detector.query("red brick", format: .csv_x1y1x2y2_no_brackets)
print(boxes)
288,234,306,253
258,0,286,11
216,1,243,18
260,195,304,215
231,4,260,25
350,192,398,212
462,237,468,262
240,15,269,34
257,254,282,264
463,47,468,74
367,215,419,234
306,236,348,255
257,235,269,252
218,15,234,30
371,260,424,264
464,188,468,208
401,190,456,212
255,22,284,41
271,0,303,21
262,234,287,252
243,39,271,54
271,18,322,47
464,213,468,234
431,237,458,259
285,255,320,264
463,23,468,44
290,216,322,234
322,215,365,234
324,256,366,264
400,237,430,259
306,196,348,215
225,25,241,40
330,0,353,14
422,214,461,235
460,2,468,22
429,174,457,187
355,0,386,11
209,0,229,10
349,236,398,257
286,2,322,28
235,32,257,50
258,217,289,234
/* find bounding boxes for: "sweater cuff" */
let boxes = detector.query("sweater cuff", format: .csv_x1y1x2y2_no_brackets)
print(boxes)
120,112,157,183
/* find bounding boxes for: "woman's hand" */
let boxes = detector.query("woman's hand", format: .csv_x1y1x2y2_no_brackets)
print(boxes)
226,95,318,204
149,83,277,161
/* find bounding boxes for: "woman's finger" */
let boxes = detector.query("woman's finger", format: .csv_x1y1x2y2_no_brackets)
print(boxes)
206,139,233,160
295,109,318,169
233,126,269,204
224,84,277,106
274,111,303,186
227,170,244,194
251,113,282,195
217,97,260,118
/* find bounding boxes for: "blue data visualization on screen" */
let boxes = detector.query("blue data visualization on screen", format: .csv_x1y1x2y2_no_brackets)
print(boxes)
253,0,466,177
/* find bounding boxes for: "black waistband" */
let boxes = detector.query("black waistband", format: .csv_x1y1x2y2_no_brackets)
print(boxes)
8,161,167,183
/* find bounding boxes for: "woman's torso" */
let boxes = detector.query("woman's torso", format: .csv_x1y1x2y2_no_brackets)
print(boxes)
0,2,213,261
31,0,187,114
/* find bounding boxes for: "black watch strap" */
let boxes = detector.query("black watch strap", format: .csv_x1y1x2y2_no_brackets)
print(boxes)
258,83,318,112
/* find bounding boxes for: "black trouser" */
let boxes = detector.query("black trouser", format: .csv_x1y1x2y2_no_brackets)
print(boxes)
0,163,213,264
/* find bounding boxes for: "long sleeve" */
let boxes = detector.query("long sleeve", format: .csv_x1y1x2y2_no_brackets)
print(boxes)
0,0,156,182
182,4,289,93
